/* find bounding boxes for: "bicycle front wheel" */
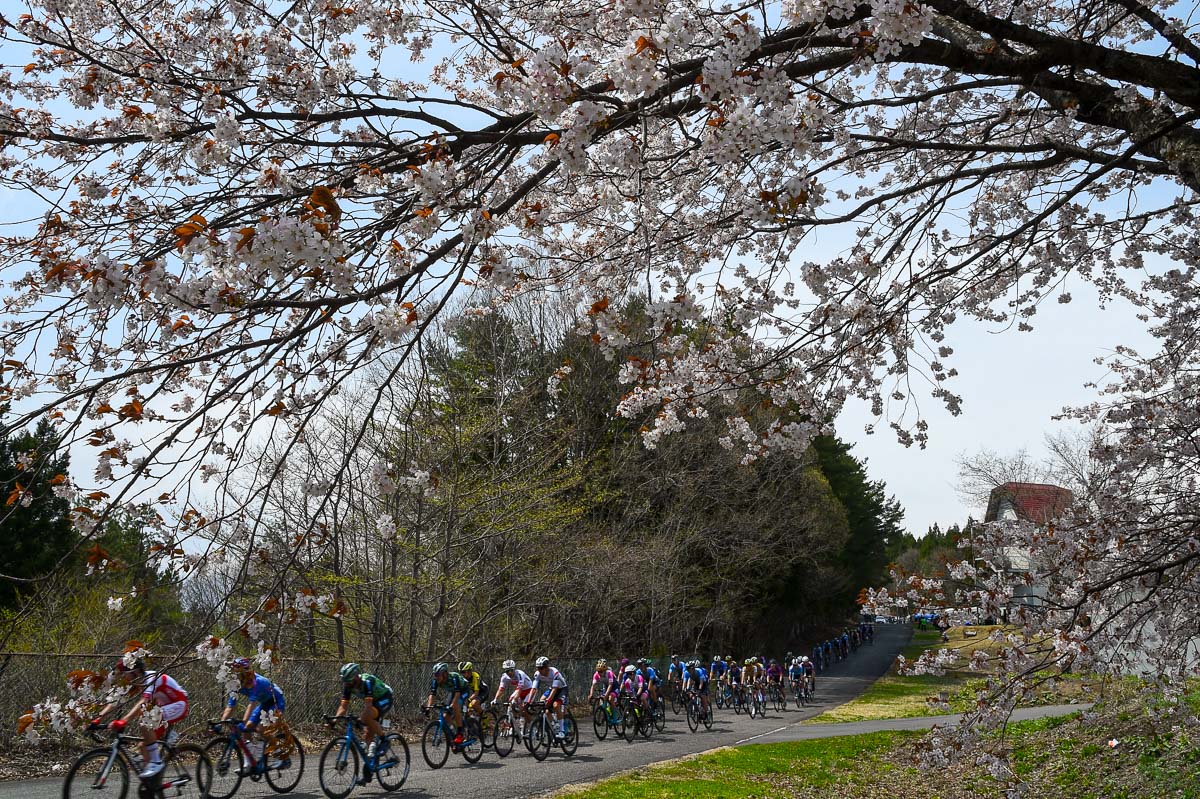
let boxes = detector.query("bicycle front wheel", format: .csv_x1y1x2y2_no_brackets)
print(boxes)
202,738,243,799
318,737,359,799
686,701,699,732
421,720,450,770
160,743,211,799
460,719,484,764
591,705,608,741
529,717,551,762
493,711,516,758
64,748,130,799
560,711,578,757
374,733,410,792
264,735,304,794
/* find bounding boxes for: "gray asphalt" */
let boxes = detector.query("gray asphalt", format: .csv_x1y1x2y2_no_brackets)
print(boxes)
1,626,1084,799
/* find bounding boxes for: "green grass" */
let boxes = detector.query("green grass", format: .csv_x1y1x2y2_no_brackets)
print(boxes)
556,731,922,799
554,701,1199,799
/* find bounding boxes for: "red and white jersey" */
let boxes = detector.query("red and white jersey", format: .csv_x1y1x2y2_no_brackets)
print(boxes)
530,666,567,691
499,669,533,691
142,672,188,706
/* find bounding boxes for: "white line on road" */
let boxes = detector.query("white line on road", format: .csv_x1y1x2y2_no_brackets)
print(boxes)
734,725,789,744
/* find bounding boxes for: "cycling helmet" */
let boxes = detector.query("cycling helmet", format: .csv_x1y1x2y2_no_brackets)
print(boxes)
340,662,361,683
670,654,678,660
743,658,751,666
595,659,608,671
727,655,733,662
619,658,630,668
458,661,474,673
770,659,777,665
502,659,517,671
432,662,450,675
535,656,550,668
802,656,810,663
623,664,637,674
229,657,252,672
636,658,646,667
645,659,654,667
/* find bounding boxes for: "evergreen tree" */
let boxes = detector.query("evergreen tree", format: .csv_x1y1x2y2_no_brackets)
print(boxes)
0,417,73,607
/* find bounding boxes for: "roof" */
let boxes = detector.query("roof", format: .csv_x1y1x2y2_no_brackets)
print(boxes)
984,482,1073,524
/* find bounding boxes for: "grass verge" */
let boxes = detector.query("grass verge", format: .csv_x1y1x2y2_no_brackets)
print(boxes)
552,700,1200,799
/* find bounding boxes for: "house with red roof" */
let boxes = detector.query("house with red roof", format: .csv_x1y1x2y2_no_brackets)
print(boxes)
983,483,1074,611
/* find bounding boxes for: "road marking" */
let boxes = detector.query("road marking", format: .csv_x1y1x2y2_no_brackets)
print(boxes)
734,725,788,744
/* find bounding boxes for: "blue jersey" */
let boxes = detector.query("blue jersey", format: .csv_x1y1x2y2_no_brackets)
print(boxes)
694,667,709,683
228,675,284,709
788,666,804,681
645,667,659,683
710,660,726,677
667,662,682,679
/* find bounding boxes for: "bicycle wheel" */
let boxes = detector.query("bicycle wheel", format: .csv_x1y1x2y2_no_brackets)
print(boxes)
202,738,243,799
460,718,484,764
491,710,515,757
686,700,699,732
529,717,551,762
64,747,131,799
591,705,608,741
619,705,638,739
421,720,450,770
732,690,743,715
264,736,304,794
560,711,578,757
638,707,653,739
702,703,714,730
653,700,666,733
373,733,410,792
668,687,681,715
480,709,498,751
318,737,359,799
160,743,211,799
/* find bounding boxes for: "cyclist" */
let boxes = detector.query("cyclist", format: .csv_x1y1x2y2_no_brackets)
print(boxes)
643,659,662,708
788,658,805,699
709,655,726,688
618,664,646,716
749,658,765,706
220,658,287,771
587,659,618,710
425,662,469,747
334,662,393,781
666,654,683,700
682,660,709,720
91,657,188,779
493,659,534,735
727,655,743,707
529,656,569,740
458,661,487,720
766,659,784,700
801,656,816,693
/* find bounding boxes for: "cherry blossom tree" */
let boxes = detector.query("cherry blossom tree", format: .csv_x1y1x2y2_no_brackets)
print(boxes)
2,0,1200,767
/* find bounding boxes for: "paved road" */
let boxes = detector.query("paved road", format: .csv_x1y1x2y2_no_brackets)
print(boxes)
3,625,978,799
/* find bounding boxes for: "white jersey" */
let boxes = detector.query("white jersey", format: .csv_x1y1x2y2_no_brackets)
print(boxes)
499,669,533,691
530,666,567,691
142,672,188,706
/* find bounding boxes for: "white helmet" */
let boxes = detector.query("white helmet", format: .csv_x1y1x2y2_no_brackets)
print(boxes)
535,656,550,668
624,664,637,674
502,659,516,670
802,656,809,663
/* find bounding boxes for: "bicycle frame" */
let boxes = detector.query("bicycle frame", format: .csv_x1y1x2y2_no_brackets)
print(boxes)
328,715,388,773
84,730,192,792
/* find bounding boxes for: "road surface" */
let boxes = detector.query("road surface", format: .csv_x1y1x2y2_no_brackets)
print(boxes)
0,626,1084,799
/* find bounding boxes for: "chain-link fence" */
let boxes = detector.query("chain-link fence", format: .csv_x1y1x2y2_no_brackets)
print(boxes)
0,652,607,746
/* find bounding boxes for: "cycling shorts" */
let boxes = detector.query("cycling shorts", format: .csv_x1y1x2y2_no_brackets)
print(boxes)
151,700,188,739
371,697,393,717
510,687,534,704
542,687,568,706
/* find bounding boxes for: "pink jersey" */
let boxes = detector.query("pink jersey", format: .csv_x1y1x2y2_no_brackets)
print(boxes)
592,669,615,686
620,673,644,695
142,672,188,706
